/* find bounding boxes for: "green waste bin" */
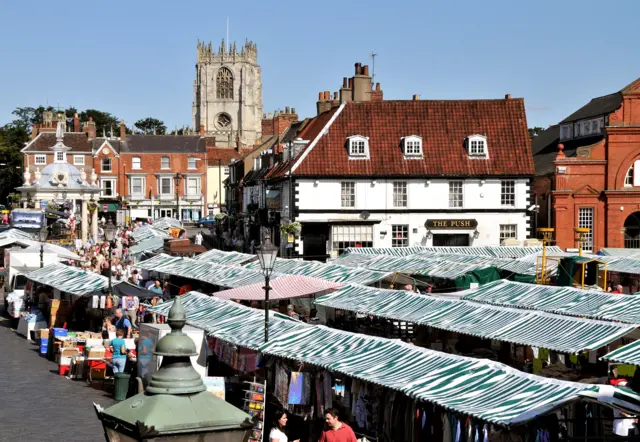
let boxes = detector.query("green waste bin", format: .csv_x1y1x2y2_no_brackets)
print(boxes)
113,373,131,401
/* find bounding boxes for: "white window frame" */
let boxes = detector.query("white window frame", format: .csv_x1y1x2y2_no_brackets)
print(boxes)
578,207,594,252
560,125,572,140
34,155,46,165
393,181,408,208
391,225,409,248
132,156,141,170
159,177,173,195
188,157,197,170
55,151,66,163
73,155,84,166
449,181,463,208
467,135,488,157
129,176,145,196
499,224,517,243
101,157,112,172
341,182,355,208
625,165,634,187
100,178,116,198
331,225,373,254
501,180,516,207
347,135,369,158
161,156,170,169
402,136,423,157
185,176,201,196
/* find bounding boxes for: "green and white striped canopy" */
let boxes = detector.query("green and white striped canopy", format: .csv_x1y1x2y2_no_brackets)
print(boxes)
314,284,635,353
128,237,165,257
344,246,563,259
461,280,640,324
137,253,276,288
151,217,182,230
195,249,257,266
245,258,391,285
150,292,604,425
26,262,111,295
131,225,171,242
598,248,640,257
602,340,640,365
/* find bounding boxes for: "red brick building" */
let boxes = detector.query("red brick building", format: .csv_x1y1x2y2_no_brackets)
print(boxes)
533,77,640,251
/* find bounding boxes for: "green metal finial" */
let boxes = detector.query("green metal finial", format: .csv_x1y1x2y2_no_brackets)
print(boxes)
146,296,206,395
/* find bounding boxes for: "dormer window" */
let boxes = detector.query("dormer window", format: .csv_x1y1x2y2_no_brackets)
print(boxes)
467,135,488,157
402,136,423,158
347,135,369,159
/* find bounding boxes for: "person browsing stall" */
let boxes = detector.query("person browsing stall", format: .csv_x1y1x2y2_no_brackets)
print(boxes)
109,329,128,373
319,409,356,442
270,410,299,442
113,308,132,338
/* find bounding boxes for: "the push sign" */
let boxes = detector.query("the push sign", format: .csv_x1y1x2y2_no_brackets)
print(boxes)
425,219,478,229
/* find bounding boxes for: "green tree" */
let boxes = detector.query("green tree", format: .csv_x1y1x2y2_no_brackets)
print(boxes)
80,109,120,136
0,122,29,204
134,117,167,135
528,127,545,138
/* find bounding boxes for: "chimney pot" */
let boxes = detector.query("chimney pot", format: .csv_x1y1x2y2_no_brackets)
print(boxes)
285,106,290,114
505,94,511,100
291,108,296,114
413,94,420,101
355,62,361,74
376,83,381,91
120,120,126,139
343,77,348,88
263,113,266,119
363,65,369,76
199,124,205,137
268,112,272,119
318,92,323,101
333,92,339,100
324,91,330,100
348,78,354,89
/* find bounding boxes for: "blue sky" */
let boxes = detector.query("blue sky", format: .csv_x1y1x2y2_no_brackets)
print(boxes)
1,0,639,130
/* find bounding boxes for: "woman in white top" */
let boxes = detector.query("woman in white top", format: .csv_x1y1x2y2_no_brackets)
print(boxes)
269,410,299,442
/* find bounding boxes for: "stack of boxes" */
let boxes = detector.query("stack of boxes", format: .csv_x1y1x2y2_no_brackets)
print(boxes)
49,299,70,328
37,328,49,355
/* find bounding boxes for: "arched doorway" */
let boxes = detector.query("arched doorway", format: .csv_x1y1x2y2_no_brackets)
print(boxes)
624,212,640,248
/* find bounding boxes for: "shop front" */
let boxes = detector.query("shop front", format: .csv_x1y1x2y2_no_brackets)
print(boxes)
425,218,478,247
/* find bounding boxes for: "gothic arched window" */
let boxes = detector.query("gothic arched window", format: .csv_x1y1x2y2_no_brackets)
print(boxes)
216,67,234,99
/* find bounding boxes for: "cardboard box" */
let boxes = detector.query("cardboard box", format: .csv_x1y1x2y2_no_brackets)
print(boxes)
60,347,79,358
38,329,50,339
86,347,106,359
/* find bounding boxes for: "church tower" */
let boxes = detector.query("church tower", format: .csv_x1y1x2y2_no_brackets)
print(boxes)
192,39,263,147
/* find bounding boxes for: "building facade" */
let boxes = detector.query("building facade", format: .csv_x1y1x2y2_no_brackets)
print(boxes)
192,39,263,147
533,77,640,251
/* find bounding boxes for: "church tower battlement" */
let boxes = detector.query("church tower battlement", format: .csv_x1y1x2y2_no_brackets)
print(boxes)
192,38,263,147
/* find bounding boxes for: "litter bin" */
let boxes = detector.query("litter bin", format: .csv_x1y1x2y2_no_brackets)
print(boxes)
113,372,131,401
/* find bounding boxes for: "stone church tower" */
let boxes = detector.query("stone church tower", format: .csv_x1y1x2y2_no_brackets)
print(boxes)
192,39,263,147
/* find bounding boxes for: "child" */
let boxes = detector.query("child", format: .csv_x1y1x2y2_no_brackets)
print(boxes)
109,329,128,373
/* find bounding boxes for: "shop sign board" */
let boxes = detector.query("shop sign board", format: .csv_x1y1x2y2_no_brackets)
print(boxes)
425,219,478,229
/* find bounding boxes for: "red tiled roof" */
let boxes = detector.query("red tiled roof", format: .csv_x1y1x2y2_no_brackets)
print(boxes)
24,132,91,152
293,100,534,177
206,146,253,165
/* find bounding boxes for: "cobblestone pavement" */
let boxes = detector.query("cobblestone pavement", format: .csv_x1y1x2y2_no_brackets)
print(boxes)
0,299,114,441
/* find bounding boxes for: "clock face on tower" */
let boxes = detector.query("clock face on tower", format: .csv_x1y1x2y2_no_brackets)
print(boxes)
216,113,232,129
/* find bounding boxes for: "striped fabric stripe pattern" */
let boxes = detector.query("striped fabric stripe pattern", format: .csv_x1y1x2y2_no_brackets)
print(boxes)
131,225,171,242
150,291,601,425
26,262,111,295
195,249,257,266
150,217,182,230
344,246,564,258
461,280,640,324
128,237,165,257
214,275,342,300
602,340,640,365
314,284,635,353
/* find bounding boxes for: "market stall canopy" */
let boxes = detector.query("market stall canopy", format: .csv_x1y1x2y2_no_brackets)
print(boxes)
151,217,182,230
245,257,391,285
579,385,640,415
112,281,158,299
23,243,81,261
128,237,165,257
602,340,640,365
131,225,171,242
136,253,276,288
195,248,257,266
26,262,111,295
314,284,635,353
214,275,342,301
461,280,640,324
344,245,564,259
598,248,640,257
149,292,635,426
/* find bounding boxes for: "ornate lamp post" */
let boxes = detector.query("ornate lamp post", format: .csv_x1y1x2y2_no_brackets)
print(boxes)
103,219,117,295
94,296,253,441
256,236,278,342
175,172,183,221
38,226,49,268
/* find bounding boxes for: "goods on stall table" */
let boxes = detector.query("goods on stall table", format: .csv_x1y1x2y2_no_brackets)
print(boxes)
243,380,266,442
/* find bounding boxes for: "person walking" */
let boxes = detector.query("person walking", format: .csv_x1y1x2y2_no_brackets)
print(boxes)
109,329,128,373
269,410,299,442
194,231,203,246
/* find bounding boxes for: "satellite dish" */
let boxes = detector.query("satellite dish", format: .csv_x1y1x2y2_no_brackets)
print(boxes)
359,211,370,220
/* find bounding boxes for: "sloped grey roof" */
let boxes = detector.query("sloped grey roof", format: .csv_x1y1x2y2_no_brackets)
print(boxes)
560,92,622,123
117,135,206,153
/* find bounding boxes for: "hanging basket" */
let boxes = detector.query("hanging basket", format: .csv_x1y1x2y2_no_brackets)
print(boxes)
279,221,301,236
87,202,98,213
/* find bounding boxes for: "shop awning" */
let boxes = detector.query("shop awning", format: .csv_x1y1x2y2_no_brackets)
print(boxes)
136,253,277,288
314,284,635,353
461,280,640,324
26,263,111,295
602,340,640,365
214,275,342,301
245,257,390,285
149,292,619,426
195,249,257,266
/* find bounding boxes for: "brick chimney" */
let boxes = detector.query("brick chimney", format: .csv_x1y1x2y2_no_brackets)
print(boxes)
120,120,126,139
371,83,383,101
200,124,205,137
73,113,80,132
505,94,511,100
352,63,373,102
84,117,97,140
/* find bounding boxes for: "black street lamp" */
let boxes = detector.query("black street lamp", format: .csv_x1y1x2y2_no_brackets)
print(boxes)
175,172,183,221
256,236,278,343
38,226,49,268
103,219,117,295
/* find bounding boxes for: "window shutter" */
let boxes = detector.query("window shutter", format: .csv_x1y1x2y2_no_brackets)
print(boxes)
634,160,640,187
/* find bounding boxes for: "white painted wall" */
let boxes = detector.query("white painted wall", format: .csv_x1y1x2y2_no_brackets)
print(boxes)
290,178,531,250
